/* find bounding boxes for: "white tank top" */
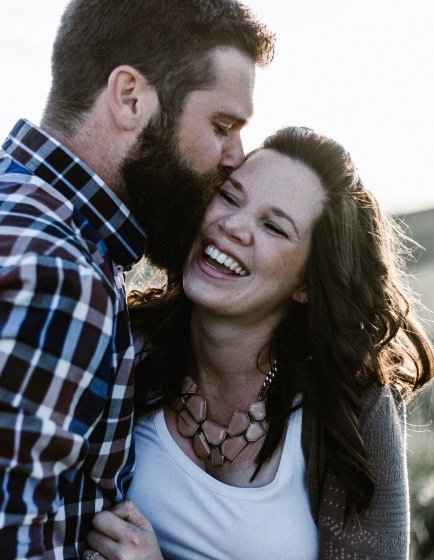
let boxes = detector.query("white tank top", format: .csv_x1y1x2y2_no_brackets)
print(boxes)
128,406,318,560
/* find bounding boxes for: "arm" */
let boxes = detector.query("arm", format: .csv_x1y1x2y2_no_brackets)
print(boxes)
85,500,163,560
0,254,114,559
318,386,409,559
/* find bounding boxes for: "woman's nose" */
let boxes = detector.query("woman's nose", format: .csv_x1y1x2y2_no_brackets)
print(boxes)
219,212,253,245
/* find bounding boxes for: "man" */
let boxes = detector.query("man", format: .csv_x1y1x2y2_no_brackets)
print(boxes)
0,1,274,558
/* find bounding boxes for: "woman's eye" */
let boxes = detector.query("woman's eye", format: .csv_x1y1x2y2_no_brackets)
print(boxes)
218,189,238,205
265,222,287,237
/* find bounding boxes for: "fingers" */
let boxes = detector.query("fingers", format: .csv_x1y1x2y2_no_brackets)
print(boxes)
92,503,152,542
86,527,119,559
88,501,163,560
87,519,164,560
82,550,107,560
91,510,134,543
108,499,154,530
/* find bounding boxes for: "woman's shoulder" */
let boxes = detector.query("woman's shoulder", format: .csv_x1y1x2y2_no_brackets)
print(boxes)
357,384,408,490
316,385,410,558
359,384,406,435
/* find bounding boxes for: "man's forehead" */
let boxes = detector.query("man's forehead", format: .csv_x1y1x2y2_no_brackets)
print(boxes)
210,47,256,88
209,49,255,118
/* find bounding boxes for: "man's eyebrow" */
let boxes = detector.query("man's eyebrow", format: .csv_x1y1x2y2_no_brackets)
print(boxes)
227,177,300,238
215,112,248,127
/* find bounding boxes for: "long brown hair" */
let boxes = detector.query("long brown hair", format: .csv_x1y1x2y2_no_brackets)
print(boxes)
129,126,434,517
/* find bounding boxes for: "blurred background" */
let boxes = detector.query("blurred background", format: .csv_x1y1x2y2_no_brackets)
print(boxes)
1,1,433,557
403,210,434,560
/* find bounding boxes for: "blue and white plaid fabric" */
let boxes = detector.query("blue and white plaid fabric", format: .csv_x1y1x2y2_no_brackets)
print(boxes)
0,120,146,559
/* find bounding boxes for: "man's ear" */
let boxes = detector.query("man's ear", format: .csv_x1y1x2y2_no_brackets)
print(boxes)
292,286,309,304
107,65,159,131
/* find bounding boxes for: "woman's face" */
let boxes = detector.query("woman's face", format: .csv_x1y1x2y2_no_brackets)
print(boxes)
183,149,325,325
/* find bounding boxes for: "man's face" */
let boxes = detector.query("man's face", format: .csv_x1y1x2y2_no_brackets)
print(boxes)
120,123,227,277
121,48,256,277
176,47,255,175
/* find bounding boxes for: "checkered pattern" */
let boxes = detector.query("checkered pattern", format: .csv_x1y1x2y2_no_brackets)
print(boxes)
0,120,146,559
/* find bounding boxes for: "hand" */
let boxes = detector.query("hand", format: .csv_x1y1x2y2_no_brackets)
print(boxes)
85,499,163,560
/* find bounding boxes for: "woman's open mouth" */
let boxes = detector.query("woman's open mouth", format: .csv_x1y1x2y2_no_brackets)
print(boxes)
203,244,248,276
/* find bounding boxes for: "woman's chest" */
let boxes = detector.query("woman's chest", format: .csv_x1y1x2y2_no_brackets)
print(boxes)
164,407,283,486
127,410,319,560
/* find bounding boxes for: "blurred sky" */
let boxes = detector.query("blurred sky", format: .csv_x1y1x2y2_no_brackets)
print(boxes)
1,0,433,214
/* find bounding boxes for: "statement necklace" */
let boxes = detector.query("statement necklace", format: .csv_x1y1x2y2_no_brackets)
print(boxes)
174,363,277,467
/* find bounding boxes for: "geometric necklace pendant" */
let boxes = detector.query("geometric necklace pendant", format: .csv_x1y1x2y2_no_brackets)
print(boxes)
174,362,277,467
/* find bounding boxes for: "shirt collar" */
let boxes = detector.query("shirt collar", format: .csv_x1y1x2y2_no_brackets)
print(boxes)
2,119,146,269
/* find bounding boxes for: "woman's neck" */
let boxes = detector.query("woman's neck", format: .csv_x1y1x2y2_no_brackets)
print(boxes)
189,308,277,403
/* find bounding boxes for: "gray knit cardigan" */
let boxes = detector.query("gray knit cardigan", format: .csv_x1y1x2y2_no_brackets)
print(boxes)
302,386,409,559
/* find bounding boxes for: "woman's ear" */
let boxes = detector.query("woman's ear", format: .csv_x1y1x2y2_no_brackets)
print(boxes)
107,65,159,132
292,286,309,304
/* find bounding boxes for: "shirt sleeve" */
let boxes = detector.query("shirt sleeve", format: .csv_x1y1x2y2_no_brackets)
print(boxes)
318,386,409,559
0,253,114,559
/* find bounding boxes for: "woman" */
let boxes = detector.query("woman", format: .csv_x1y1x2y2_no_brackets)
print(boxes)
84,127,434,560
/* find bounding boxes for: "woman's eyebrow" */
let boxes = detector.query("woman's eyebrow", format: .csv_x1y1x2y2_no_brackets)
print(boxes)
227,177,245,192
269,206,299,238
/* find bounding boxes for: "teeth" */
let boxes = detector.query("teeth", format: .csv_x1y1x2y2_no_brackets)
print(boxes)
210,247,219,260
204,244,247,276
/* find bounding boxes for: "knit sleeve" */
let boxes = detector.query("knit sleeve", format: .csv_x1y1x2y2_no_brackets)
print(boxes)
318,386,409,560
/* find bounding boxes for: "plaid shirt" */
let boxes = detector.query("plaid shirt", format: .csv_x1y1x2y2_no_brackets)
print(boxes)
0,120,146,559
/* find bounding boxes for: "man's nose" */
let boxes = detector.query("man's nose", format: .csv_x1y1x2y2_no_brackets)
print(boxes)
219,132,245,172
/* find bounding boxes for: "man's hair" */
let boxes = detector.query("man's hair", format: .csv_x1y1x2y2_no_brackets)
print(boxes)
42,0,275,136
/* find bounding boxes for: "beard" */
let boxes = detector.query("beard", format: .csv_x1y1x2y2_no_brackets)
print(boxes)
120,119,228,279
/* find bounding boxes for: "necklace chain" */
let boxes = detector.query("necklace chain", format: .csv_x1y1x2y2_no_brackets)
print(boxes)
258,362,277,401
174,362,277,467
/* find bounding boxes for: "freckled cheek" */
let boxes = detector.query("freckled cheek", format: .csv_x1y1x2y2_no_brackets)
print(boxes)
201,203,224,230
268,251,306,286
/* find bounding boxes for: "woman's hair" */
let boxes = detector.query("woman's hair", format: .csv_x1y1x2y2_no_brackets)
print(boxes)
129,126,434,518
